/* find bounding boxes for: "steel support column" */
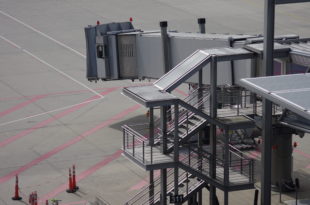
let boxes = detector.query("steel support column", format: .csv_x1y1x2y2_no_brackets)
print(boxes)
160,168,167,205
174,104,179,202
160,106,168,154
150,170,154,202
149,107,154,201
261,0,275,204
209,55,218,205
224,129,229,205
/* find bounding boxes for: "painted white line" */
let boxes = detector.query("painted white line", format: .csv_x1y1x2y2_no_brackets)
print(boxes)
0,10,86,58
0,35,21,49
0,35,103,98
0,97,103,126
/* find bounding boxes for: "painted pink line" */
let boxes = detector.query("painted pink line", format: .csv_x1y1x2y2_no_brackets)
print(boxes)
247,150,260,159
294,149,310,159
175,88,188,97
39,150,123,204
0,87,118,102
0,87,118,148
0,104,140,184
293,149,310,169
129,170,160,191
0,95,46,117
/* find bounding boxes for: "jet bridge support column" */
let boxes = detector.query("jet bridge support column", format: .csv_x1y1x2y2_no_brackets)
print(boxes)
160,21,171,73
271,127,294,191
209,55,218,205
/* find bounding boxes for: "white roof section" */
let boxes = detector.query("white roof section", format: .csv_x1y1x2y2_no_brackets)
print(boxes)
239,73,310,120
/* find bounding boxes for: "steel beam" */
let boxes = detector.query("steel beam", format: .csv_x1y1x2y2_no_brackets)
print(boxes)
174,104,179,199
261,0,275,204
209,55,218,205
149,107,155,202
161,169,167,205
160,106,168,154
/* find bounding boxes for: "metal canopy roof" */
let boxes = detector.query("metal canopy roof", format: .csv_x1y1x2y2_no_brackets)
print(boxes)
123,85,178,107
202,47,254,61
244,43,290,58
283,40,310,67
239,73,310,120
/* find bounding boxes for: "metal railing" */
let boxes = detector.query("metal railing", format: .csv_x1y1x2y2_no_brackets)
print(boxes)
123,125,153,165
125,158,205,205
180,144,255,186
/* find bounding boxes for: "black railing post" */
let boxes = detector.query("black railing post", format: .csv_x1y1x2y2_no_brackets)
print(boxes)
123,129,125,150
241,152,243,174
254,189,259,205
133,134,135,156
295,178,300,205
143,141,145,163
151,146,153,164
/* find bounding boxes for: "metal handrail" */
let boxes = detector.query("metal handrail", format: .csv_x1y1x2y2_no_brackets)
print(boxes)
123,125,153,164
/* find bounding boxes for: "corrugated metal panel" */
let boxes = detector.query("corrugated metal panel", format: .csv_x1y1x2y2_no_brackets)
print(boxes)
282,40,310,67
154,50,211,92
239,73,310,120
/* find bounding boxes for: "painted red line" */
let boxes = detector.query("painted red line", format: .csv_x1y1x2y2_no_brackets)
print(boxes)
294,149,310,159
0,87,118,102
39,150,123,204
175,88,188,97
0,95,46,117
0,87,118,148
129,170,160,191
0,104,140,184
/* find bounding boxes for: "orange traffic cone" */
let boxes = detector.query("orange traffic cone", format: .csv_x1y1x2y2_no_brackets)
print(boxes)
12,175,22,200
66,168,75,193
33,191,38,205
72,165,79,191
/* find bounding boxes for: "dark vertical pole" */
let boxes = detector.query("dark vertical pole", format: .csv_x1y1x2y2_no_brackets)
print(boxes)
198,18,205,91
224,190,229,205
149,107,154,146
254,189,259,205
209,55,217,205
150,170,154,203
224,129,229,205
160,105,168,205
149,107,154,202
160,106,168,154
160,21,171,74
160,21,172,122
197,18,206,205
174,104,179,203
198,18,206,34
261,0,275,204
160,169,167,205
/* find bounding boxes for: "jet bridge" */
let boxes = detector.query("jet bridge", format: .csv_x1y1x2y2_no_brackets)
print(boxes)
85,20,310,204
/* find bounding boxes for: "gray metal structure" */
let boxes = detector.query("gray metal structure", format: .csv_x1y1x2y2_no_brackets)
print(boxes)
85,10,310,205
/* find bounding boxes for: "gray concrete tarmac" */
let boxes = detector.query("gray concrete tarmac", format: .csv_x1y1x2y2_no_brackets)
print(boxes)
0,0,310,204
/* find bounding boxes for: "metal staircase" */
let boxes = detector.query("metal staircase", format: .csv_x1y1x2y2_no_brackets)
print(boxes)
122,88,211,167
125,159,206,205
178,145,255,190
